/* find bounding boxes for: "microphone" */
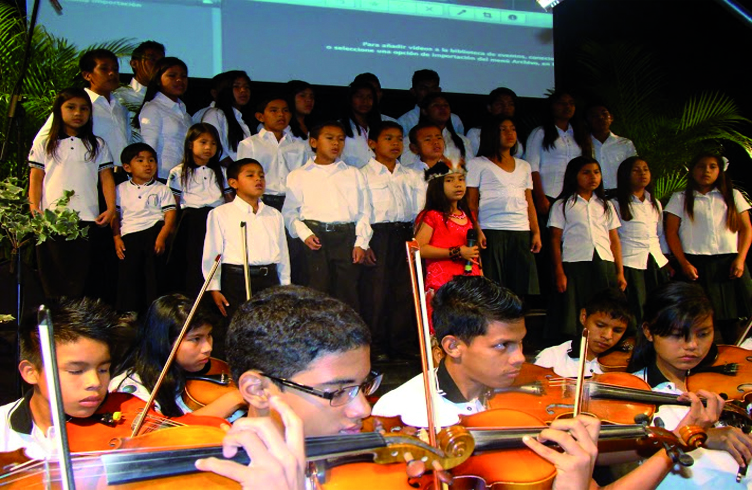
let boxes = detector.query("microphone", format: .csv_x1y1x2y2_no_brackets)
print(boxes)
464,229,477,274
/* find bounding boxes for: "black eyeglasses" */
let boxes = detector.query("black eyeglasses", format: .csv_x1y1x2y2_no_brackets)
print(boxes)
262,371,383,407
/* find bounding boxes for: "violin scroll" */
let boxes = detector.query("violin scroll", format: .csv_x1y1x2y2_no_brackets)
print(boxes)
376,425,475,471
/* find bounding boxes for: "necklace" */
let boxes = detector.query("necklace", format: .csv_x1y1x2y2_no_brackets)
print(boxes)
449,210,466,219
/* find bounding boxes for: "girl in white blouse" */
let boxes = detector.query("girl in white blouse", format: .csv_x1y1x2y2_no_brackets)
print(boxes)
341,80,382,169
665,153,752,343
611,156,671,328
136,57,192,180
201,70,252,163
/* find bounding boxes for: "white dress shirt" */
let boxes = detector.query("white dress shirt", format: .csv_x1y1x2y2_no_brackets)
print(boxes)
282,159,373,249
548,195,621,262
203,198,291,290
591,133,637,190
116,179,176,236
611,193,668,269
534,340,603,378
140,92,193,179
192,102,215,125
524,125,583,198
397,105,464,135
401,127,472,168
665,189,751,255
360,158,424,224
34,88,131,165
113,78,147,142
28,136,114,221
200,106,251,161
466,127,523,159
167,164,231,209
109,371,192,415
466,156,533,231
236,128,307,195
341,120,372,169
0,393,56,460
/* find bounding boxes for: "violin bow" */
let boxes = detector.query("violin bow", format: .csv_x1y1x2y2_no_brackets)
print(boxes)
735,316,752,347
131,254,222,437
240,221,252,301
406,240,449,490
573,328,589,417
37,306,77,490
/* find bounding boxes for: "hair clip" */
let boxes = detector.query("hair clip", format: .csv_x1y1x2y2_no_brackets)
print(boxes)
722,156,730,171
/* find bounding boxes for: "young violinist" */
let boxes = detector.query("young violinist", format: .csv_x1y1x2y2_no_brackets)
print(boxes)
0,297,122,459
534,288,632,377
109,294,246,420
627,281,752,488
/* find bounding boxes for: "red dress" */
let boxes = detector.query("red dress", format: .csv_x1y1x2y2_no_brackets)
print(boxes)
418,210,481,292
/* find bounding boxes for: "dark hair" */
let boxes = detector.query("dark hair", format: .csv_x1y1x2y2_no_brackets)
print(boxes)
408,122,439,146
286,80,314,140
213,70,252,153
684,152,740,232
134,57,188,128
555,156,610,220
227,157,263,181
419,93,465,159
131,40,165,61
227,285,370,381
477,115,517,160
412,69,440,87
615,156,659,221
20,297,121,368
342,81,381,138
368,120,403,141
569,288,632,358
309,120,346,140
487,87,517,108
79,49,118,78
627,282,715,373
45,88,101,160
541,90,590,155
353,72,380,88
432,276,525,343
113,294,219,417
120,142,157,167
416,161,476,232
255,93,288,114
180,123,225,192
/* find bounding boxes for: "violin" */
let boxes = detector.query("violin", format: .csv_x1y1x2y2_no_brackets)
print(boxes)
687,345,752,401
598,336,636,372
182,357,238,412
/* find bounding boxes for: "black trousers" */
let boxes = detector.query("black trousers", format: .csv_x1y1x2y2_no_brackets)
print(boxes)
168,207,212,297
116,222,166,313
302,221,361,312
359,222,417,357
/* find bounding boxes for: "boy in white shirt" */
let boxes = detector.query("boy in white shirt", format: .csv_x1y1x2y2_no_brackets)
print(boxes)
282,121,372,312
397,69,464,135
534,288,632,378
112,143,177,312
586,103,637,193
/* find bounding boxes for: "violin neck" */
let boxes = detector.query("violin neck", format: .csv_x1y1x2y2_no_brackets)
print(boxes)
588,382,690,407
99,433,387,485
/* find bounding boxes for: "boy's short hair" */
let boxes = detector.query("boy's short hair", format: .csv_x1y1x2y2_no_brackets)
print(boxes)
412,69,440,87
131,40,165,61
353,72,380,87
408,121,442,146
227,158,262,181
255,94,288,114
368,121,403,141
227,285,371,381
309,120,347,140
79,49,118,75
432,276,525,344
20,297,121,368
583,288,633,324
120,142,157,166
488,87,517,105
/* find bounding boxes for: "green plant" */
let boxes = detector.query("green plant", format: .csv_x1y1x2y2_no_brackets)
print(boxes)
0,4,136,181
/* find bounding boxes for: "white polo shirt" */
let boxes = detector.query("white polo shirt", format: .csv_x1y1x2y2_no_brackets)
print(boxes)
400,127,471,168
590,133,637,190
524,125,583,198
466,156,533,231
28,135,114,221
116,179,176,236
236,128,307,196
167,164,231,209
548,195,621,262
397,105,464,135
0,392,55,460
534,340,603,378
282,159,373,249
139,92,193,179
611,193,668,270
360,158,424,224
200,106,251,162
665,189,751,255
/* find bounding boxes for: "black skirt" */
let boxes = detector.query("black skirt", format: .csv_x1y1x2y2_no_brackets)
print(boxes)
480,229,539,296
168,206,213,296
623,255,671,332
683,253,752,321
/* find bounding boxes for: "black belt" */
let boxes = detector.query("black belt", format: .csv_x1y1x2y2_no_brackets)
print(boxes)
304,220,355,233
371,222,412,232
223,263,277,277
262,194,285,206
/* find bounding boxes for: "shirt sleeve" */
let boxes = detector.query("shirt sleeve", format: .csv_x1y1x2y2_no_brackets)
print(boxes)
28,138,48,170
167,166,183,196
160,186,177,212
276,212,291,285
451,113,464,136
521,159,533,189
733,189,751,213
548,199,566,229
139,102,162,156
115,183,122,210
95,139,114,170
281,170,313,241
465,157,481,188
220,166,233,194
32,113,54,149
606,201,621,230
534,346,556,368
656,200,670,254
236,138,252,160
353,169,373,250
664,192,684,217
203,208,223,291
524,127,545,173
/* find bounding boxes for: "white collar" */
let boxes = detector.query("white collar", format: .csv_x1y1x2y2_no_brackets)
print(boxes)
232,196,265,214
